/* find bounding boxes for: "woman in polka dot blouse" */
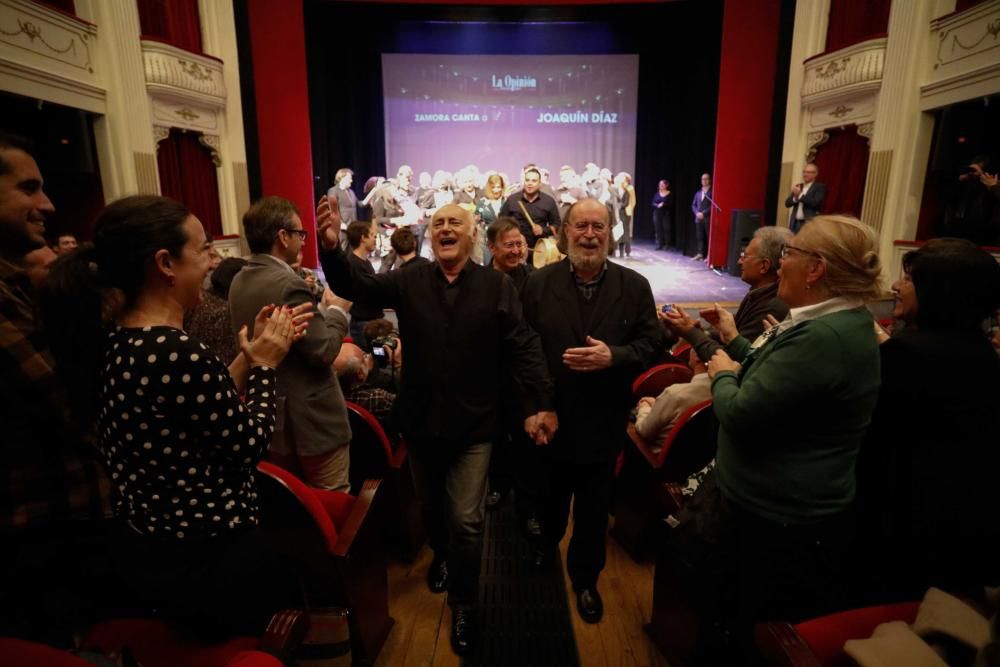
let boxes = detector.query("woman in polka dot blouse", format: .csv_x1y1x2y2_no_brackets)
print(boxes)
43,195,314,636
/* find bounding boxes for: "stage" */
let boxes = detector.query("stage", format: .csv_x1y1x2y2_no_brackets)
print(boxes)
607,240,748,307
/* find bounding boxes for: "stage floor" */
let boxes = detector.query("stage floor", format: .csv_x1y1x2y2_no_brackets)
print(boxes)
357,238,749,307
609,240,748,307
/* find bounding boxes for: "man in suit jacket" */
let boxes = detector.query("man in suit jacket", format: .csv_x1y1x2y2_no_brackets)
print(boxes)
229,196,353,491
521,198,662,624
691,172,713,261
785,162,826,232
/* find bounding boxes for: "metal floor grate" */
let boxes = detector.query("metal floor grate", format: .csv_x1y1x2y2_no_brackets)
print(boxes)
464,496,580,667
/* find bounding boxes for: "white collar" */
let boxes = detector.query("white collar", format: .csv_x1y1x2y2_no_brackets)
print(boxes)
750,296,862,349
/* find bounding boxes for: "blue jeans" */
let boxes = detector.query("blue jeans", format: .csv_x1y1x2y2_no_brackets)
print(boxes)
408,440,492,607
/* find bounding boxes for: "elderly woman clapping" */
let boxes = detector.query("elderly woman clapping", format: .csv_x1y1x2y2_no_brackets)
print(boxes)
665,215,883,660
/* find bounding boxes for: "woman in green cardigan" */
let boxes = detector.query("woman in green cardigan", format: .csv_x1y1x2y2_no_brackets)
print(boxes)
666,215,883,661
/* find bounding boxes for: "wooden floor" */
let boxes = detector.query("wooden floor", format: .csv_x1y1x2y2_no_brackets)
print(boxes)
374,515,670,667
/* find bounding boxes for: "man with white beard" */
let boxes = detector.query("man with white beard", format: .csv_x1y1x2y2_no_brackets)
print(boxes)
520,198,661,624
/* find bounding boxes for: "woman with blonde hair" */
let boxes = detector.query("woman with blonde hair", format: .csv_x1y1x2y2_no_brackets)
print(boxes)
665,214,883,662
474,173,506,265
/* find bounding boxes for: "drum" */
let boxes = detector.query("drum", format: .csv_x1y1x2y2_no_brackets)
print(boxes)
532,237,564,269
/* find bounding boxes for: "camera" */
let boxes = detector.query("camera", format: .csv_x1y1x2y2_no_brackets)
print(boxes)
661,304,674,314
371,335,399,351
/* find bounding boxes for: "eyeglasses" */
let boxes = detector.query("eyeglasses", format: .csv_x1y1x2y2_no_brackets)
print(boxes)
739,250,764,260
283,227,308,241
571,221,608,233
779,243,822,259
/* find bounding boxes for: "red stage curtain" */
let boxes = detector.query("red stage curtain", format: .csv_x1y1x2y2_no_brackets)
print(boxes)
955,0,988,11
157,129,223,239
36,0,75,14
812,125,870,219
825,0,890,53
137,0,202,53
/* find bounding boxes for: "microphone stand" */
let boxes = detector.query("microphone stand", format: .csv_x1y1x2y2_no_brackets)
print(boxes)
701,192,724,276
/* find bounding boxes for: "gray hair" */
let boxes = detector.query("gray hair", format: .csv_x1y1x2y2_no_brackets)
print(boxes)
754,226,793,272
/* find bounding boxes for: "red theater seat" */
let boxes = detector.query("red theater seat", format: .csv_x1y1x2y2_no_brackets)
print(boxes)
255,462,393,664
0,638,95,667
613,400,716,560
755,602,921,667
631,363,694,399
345,401,425,561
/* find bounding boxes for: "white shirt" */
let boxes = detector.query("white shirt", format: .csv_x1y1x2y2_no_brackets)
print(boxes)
795,181,813,220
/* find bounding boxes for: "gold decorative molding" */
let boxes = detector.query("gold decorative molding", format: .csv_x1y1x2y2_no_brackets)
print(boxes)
152,125,171,147
922,1,1000,110
141,38,225,108
806,131,830,162
860,149,893,235
815,57,850,79
198,134,222,167
856,122,875,144
830,105,854,118
175,107,199,121
802,37,886,106
0,0,97,74
178,59,212,81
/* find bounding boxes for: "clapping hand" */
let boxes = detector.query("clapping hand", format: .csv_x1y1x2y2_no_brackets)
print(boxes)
700,303,739,344
251,303,314,345
240,305,296,369
707,349,741,379
315,195,342,250
982,172,999,188
762,314,781,332
659,304,697,335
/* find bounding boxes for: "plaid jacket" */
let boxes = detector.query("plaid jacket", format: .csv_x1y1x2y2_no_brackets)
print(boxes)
0,258,110,532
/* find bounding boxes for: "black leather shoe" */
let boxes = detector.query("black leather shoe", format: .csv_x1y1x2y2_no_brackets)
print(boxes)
576,587,604,624
427,558,448,594
485,490,502,510
451,607,477,655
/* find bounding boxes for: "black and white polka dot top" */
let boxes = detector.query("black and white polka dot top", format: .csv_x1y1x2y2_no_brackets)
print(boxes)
98,326,277,540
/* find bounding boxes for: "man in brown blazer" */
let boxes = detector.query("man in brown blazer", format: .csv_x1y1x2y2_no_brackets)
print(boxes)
229,196,353,491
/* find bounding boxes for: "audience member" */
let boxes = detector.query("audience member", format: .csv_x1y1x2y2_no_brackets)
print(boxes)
345,219,386,347
499,166,561,252
22,244,57,290
671,214,882,661
41,194,315,638
0,133,111,645
185,256,247,365
378,226,431,274
316,197,554,654
859,238,1000,601
670,226,791,362
51,232,78,254
487,217,533,291
938,155,1000,245
634,352,712,446
521,198,661,624
334,341,398,440
229,196,353,491
784,162,826,232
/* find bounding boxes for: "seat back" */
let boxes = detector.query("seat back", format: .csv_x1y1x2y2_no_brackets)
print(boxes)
656,400,717,481
794,602,921,667
256,461,340,553
345,402,394,495
631,363,694,398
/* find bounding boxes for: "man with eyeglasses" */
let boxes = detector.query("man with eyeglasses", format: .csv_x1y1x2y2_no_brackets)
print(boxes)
666,226,792,363
229,196,354,491
315,199,555,655
521,198,662,624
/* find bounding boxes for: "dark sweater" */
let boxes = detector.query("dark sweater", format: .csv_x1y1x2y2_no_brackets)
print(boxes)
711,307,880,523
688,281,788,362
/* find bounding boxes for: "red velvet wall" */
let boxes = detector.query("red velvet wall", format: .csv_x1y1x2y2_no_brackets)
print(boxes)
709,0,782,267
245,0,318,267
